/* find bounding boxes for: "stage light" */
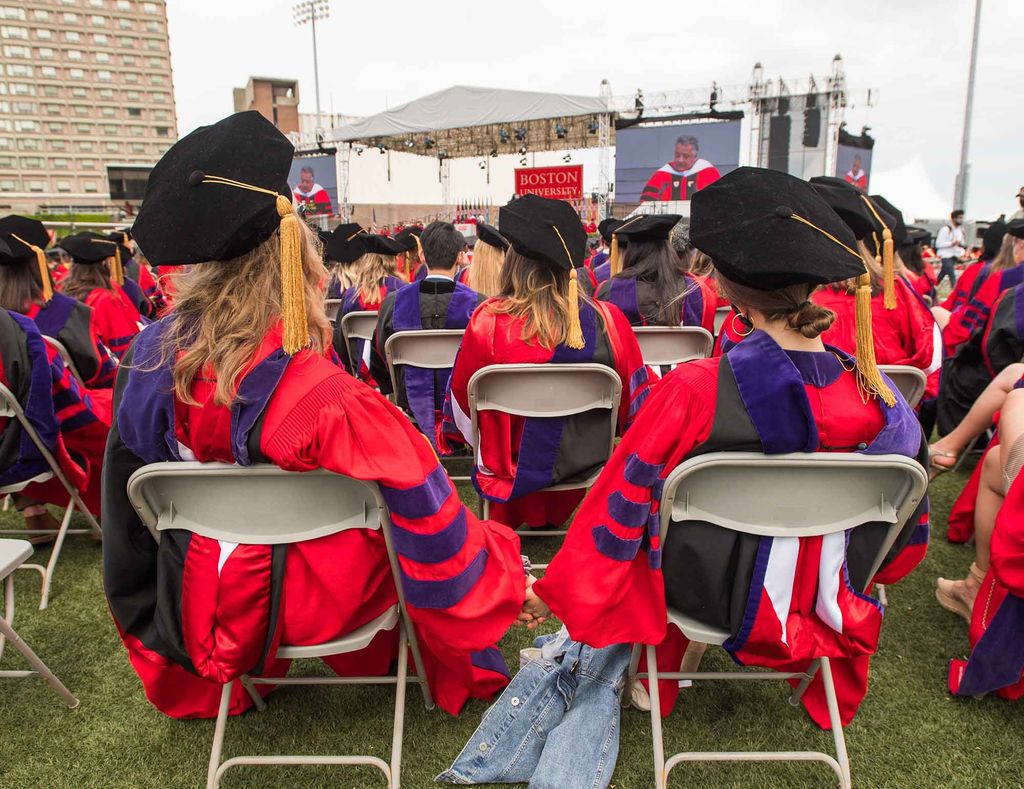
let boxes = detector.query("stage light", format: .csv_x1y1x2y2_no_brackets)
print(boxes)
424,136,435,149
403,139,414,148
478,160,487,170
498,128,509,144
377,143,387,154
438,149,449,161
355,146,363,156
518,146,527,156
555,123,566,139
563,153,571,163
587,120,599,134
709,81,719,111
519,156,527,166
489,147,498,158
514,127,527,142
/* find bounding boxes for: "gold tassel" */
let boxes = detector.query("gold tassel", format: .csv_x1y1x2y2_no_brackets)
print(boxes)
276,194,310,355
110,244,125,286
566,268,585,349
882,228,896,309
610,234,620,276
11,233,51,303
855,272,897,407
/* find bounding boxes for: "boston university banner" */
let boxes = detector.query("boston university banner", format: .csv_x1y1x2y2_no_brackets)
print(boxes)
514,165,584,200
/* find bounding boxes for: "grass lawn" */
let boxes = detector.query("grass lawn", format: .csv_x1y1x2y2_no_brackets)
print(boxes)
1,459,1023,788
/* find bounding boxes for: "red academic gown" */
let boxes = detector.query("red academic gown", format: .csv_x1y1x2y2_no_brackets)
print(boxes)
949,467,1024,700
74,284,143,359
440,298,648,529
25,294,118,389
103,321,525,719
534,331,928,729
940,260,987,313
943,263,1024,356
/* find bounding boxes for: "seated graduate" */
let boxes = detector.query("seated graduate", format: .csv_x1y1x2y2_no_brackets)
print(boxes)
594,214,717,337
57,233,143,359
322,222,366,299
466,222,508,298
338,232,406,384
107,229,166,317
0,215,117,389
394,225,423,282
938,221,1024,356
369,221,485,449
102,111,525,720
582,218,623,294
901,226,939,303
0,300,110,538
439,194,646,531
529,167,929,729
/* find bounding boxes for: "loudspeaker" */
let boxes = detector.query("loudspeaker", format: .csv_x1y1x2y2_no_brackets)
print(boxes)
803,107,822,148
767,115,791,172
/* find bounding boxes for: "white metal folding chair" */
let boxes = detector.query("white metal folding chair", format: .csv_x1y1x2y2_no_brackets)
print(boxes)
468,364,621,555
0,539,79,709
0,383,102,609
384,329,469,479
629,451,928,789
340,310,380,377
126,462,435,789
324,298,344,326
41,335,85,388
633,326,713,368
878,365,927,409
713,306,733,335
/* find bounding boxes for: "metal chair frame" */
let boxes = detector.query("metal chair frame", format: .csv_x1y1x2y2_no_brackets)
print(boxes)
0,383,102,609
0,539,79,708
878,365,928,409
339,310,381,377
713,306,733,336
632,326,713,367
324,298,344,326
628,451,928,789
127,462,436,789
41,335,86,388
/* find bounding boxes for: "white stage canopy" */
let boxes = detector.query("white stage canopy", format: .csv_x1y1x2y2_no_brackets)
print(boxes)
870,156,952,222
328,85,608,143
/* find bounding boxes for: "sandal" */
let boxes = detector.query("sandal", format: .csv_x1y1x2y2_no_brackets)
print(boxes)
929,448,960,480
935,562,986,622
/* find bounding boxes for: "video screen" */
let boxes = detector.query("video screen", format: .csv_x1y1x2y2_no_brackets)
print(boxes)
289,154,337,217
614,120,741,203
835,143,873,191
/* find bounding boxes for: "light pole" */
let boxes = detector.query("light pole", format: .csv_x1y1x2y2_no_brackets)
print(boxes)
293,0,330,129
953,0,983,213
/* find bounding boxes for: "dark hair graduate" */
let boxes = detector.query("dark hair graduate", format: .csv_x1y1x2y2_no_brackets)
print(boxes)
617,238,696,325
421,220,467,271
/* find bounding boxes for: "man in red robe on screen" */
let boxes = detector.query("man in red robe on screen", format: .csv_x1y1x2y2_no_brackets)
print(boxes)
844,154,868,190
292,166,333,216
640,135,721,202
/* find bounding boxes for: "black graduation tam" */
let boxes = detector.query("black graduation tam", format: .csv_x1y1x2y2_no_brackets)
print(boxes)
611,214,682,244
499,194,586,271
476,222,509,252
1007,219,1024,239
902,226,933,248
323,223,367,264
0,236,13,264
867,195,906,246
107,229,133,250
597,218,622,243
363,234,405,256
809,175,866,194
983,220,1008,257
132,111,294,267
394,227,422,254
690,167,864,290
808,178,877,240
59,232,118,264
0,215,49,260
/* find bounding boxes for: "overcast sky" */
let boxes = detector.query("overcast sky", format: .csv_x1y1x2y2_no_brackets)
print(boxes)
165,0,1022,219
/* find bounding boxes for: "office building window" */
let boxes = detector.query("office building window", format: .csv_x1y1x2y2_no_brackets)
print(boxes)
83,181,99,193
5,64,32,77
40,66,58,78
95,51,110,63
56,180,72,192
37,47,55,58
0,25,28,39
94,33,107,44
69,68,86,79
35,28,53,40
0,6,26,21
26,179,46,192
2,44,29,58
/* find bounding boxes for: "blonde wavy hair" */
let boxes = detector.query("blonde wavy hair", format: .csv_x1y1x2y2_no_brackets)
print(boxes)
488,250,594,349
353,252,397,305
157,221,330,406
991,233,1024,274
468,240,505,297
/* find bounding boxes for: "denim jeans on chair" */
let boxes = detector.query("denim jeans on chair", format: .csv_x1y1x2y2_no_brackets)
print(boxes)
437,630,631,788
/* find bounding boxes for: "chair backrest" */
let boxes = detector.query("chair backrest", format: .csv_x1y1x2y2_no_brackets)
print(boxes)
659,451,928,586
42,335,85,387
127,462,385,545
340,310,379,345
878,365,928,409
324,299,343,325
467,363,622,463
383,329,465,394
0,382,66,489
633,326,713,366
713,306,733,335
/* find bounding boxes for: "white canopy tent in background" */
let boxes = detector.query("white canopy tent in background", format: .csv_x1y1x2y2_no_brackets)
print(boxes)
870,156,952,222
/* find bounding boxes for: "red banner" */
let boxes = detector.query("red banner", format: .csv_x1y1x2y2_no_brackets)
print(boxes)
514,165,583,200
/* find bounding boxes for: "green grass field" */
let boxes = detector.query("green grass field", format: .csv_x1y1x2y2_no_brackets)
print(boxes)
1,460,1023,789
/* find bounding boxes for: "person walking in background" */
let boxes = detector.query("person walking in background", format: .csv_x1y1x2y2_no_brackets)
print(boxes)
1012,187,1024,221
935,209,967,289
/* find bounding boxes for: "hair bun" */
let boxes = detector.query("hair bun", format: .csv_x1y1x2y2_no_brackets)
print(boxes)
788,299,835,339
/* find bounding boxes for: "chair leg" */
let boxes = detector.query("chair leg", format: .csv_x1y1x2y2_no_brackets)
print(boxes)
239,674,266,712
819,657,852,789
38,501,77,610
876,583,888,607
0,615,78,708
402,612,434,711
0,574,14,661
207,682,232,789
481,498,489,521
389,623,410,789
789,659,820,705
646,643,666,789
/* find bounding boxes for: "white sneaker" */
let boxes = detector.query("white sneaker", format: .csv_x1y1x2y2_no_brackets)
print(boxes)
629,679,651,712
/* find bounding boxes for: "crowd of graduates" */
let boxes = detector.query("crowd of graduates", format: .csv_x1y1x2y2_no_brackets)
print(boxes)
2,110,1023,785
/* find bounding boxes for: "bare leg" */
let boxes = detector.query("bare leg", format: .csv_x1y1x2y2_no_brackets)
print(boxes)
931,363,1024,469
931,306,951,330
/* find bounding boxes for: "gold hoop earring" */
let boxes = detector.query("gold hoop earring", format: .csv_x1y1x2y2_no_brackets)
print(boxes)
732,311,755,337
